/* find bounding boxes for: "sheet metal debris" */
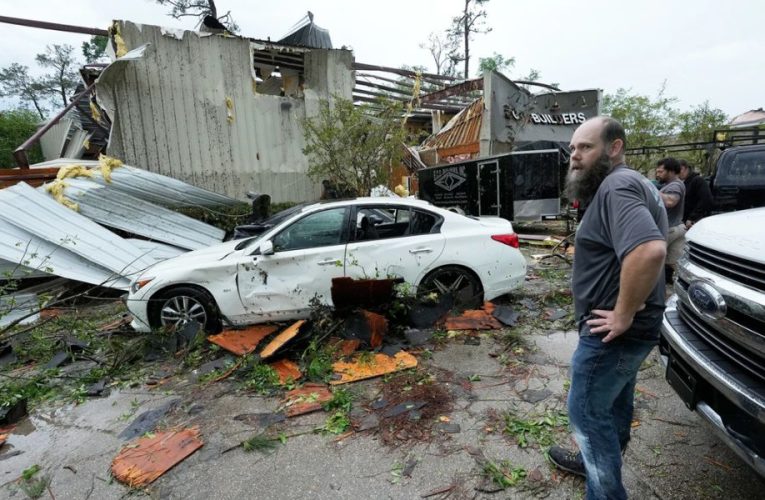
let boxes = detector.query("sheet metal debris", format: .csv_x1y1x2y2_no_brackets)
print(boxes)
259,320,305,359
0,293,39,329
208,325,279,356
0,182,154,284
112,427,203,487
329,351,418,385
0,217,128,289
40,178,225,250
443,302,503,331
280,384,332,417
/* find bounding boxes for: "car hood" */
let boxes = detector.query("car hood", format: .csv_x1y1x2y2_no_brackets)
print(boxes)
141,239,246,276
687,207,765,263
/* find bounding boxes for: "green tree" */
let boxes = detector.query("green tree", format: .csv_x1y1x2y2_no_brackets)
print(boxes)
82,35,109,64
0,109,44,167
602,85,679,173
302,97,407,196
477,52,515,76
676,102,728,172
0,64,47,119
35,44,80,109
448,0,492,79
156,0,239,32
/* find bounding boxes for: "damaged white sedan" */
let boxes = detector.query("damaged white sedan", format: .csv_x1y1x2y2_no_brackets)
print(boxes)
126,198,527,332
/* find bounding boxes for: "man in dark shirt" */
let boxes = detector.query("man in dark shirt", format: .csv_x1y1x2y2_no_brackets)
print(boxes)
549,117,667,500
679,159,713,228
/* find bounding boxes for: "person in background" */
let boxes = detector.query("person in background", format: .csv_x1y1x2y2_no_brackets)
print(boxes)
656,157,686,284
678,159,713,229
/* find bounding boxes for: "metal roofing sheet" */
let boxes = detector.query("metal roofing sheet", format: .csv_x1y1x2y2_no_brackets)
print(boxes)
31,159,241,209
0,183,154,282
41,179,225,250
127,239,186,262
0,218,129,288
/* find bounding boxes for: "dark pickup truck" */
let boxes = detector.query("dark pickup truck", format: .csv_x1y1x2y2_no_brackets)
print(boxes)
709,144,765,213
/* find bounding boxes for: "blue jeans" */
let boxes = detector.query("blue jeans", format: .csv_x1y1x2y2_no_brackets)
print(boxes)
567,332,658,500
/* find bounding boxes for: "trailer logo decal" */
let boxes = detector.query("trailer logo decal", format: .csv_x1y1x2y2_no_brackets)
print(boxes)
434,167,467,192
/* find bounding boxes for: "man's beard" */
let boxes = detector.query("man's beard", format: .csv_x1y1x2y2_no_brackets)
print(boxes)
565,153,612,203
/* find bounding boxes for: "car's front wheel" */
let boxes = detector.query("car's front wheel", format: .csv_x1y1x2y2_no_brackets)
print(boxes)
418,266,483,310
150,286,222,333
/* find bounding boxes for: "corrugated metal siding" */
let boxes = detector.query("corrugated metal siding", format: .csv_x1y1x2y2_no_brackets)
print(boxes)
0,218,128,288
40,179,225,250
32,159,240,209
97,22,354,203
421,97,483,151
0,183,154,282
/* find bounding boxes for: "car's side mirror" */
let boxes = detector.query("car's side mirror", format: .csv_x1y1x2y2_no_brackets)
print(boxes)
259,240,274,255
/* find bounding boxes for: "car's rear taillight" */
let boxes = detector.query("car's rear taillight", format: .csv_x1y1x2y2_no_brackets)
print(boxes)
491,233,519,248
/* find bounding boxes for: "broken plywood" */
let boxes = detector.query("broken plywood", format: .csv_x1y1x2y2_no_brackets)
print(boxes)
259,320,305,359
443,302,503,331
111,427,203,487
269,359,302,385
330,351,418,385
208,325,279,356
280,384,332,417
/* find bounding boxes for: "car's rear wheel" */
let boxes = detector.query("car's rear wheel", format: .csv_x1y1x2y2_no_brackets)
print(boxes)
150,286,221,333
418,266,483,310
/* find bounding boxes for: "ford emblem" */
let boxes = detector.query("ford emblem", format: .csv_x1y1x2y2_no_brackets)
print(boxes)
687,280,727,320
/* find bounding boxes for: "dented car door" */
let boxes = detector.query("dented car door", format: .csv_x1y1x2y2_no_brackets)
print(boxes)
235,207,349,322
345,205,445,282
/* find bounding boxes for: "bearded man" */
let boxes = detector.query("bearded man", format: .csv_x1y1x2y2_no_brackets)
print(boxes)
550,117,668,500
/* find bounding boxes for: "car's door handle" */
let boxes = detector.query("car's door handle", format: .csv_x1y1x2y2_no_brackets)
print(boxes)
409,248,433,254
318,259,339,266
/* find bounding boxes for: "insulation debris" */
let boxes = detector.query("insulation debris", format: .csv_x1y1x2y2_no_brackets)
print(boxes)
269,359,302,385
208,325,279,356
259,320,306,359
329,351,418,385
280,384,332,417
111,427,203,487
443,302,503,331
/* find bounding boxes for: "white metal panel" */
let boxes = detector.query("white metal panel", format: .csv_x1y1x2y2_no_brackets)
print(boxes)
0,218,129,288
39,119,73,161
126,239,186,262
30,159,240,209
96,22,354,203
0,183,154,282
0,258,50,279
40,179,225,250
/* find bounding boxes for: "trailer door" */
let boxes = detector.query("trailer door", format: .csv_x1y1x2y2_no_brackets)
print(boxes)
477,160,501,216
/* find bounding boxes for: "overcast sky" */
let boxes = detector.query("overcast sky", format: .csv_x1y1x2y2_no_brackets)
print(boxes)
1,0,762,118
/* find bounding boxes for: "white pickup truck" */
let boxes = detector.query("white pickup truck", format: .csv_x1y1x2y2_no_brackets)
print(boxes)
660,207,765,477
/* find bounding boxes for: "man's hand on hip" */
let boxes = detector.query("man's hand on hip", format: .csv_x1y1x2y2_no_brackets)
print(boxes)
587,308,637,343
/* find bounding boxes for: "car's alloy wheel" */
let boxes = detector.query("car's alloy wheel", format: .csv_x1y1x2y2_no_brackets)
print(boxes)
153,286,221,333
419,266,483,309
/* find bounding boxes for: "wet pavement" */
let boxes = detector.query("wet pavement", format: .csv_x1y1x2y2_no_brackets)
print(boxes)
1,256,763,498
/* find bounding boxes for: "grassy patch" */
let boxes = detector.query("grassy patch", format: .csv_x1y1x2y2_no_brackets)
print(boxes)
503,410,570,449
483,460,527,489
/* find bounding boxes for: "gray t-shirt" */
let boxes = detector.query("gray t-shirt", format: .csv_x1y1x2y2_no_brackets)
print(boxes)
660,179,685,227
572,165,668,336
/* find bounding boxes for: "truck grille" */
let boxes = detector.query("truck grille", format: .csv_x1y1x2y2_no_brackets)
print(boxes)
677,301,765,385
688,242,765,293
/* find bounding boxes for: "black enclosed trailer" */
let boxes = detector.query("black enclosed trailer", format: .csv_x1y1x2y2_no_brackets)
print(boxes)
416,149,568,221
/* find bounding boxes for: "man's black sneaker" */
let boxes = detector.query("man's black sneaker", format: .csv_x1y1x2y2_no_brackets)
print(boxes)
548,445,586,477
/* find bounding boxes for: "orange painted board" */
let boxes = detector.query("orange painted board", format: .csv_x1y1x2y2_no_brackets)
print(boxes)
444,302,502,331
111,428,203,487
329,351,418,385
281,383,333,417
269,359,302,385
259,320,305,359
208,325,279,356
